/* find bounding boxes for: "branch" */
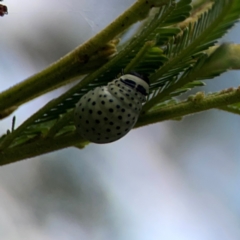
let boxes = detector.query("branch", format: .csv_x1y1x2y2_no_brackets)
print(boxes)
0,132,84,165
1,86,240,165
137,87,240,127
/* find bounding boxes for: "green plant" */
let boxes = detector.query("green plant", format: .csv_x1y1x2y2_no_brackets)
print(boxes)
1,0,240,165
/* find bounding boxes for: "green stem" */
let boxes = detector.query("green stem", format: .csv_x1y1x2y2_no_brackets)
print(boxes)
2,86,240,165
137,87,240,127
0,132,83,166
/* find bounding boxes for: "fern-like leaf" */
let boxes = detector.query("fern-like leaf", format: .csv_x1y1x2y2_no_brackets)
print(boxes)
144,0,240,111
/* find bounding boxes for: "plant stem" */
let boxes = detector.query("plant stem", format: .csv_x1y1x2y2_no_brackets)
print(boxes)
137,87,240,127
0,132,83,165
1,86,240,165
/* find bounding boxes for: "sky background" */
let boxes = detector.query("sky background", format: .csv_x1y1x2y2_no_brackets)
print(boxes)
0,0,240,239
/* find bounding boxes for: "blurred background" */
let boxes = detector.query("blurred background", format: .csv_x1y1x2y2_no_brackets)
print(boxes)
1,0,240,239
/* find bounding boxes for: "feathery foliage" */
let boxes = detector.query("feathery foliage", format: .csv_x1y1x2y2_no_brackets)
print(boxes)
1,0,240,164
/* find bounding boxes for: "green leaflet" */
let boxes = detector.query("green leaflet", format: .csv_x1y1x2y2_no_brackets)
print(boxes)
143,0,240,111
